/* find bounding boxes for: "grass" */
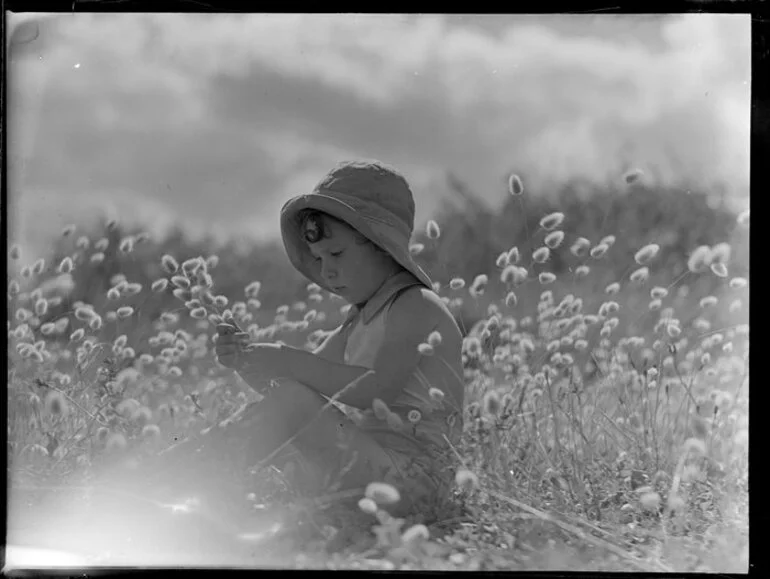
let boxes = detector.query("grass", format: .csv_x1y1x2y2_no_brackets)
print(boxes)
5,180,749,572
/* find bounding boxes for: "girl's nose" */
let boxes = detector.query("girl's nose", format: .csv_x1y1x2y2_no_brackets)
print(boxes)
320,261,337,282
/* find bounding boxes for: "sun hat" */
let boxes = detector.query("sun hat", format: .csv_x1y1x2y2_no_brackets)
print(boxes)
280,159,434,294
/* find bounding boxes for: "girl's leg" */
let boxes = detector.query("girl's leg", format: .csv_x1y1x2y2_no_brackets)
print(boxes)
140,379,376,493
236,380,450,517
136,379,443,518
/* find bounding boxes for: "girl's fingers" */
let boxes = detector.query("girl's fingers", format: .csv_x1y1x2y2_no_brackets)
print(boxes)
216,323,238,335
214,330,250,345
221,313,243,333
216,326,248,339
217,323,248,341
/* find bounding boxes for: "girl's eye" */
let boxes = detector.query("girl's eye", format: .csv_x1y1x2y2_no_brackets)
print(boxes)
331,251,343,257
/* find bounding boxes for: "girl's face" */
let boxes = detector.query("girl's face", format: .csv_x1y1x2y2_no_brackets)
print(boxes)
307,218,399,305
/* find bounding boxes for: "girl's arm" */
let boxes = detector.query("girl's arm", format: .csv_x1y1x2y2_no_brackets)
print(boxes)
311,323,348,364
275,288,441,410
236,314,353,392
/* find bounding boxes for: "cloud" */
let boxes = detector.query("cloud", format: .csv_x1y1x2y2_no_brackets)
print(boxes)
8,13,750,259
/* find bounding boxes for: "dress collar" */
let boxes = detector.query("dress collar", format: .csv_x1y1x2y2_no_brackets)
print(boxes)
343,269,424,326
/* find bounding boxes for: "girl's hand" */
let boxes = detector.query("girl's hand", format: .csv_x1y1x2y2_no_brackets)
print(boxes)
213,323,251,370
239,343,288,381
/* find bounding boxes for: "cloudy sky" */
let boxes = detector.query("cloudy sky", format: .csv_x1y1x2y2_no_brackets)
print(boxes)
8,13,750,259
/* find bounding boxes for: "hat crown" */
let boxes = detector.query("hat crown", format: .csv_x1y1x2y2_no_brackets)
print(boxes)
314,160,415,232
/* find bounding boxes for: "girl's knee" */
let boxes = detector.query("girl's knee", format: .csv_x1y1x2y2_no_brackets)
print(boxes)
265,379,329,413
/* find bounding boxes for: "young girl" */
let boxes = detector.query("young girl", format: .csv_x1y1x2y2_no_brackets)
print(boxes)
161,160,465,519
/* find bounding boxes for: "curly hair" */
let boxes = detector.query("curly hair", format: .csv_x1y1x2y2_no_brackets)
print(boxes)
297,209,371,247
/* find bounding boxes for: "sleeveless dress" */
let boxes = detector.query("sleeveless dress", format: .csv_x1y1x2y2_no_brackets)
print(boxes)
336,271,463,515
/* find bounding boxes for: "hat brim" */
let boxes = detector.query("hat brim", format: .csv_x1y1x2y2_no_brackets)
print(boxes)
280,193,433,294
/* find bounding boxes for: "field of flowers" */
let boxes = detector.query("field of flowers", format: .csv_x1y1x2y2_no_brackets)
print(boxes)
6,173,749,571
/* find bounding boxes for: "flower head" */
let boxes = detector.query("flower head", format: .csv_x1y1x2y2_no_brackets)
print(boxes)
630,266,650,284
365,481,401,505
666,322,681,338
710,242,731,264
639,492,661,512
426,220,441,240
590,243,609,259
428,387,445,403
161,254,179,274
539,272,556,285
449,277,466,290
427,331,442,347
570,237,591,257
699,295,718,309
544,230,565,249
119,237,135,254
358,497,378,515
402,524,430,545
34,299,49,316
687,246,713,273
634,243,660,265
624,168,644,184
539,212,565,231
409,243,425,256
455,469,479,492
54,318,70,334
710,263,728,278
171,275,190,289
575,265,590,278
117,306,134,319
737,210,749,227
533,246,550,263
57,257,74,274
470,274,488,296
508,174,524,196
372,398,390,420
650,286,668,299
135,232,151,244
600,235,616,248
182,257,204,276
151,278,168,293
